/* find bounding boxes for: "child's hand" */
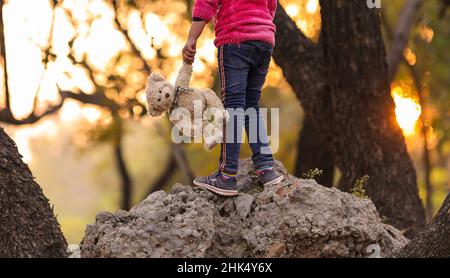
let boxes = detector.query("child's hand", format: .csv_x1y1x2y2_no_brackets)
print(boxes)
182,38,197,64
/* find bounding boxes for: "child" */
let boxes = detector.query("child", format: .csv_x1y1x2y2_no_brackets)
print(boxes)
183,0,283,196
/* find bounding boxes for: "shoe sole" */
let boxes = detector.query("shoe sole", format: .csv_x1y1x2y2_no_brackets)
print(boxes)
263,175,285,187
193,180,239,197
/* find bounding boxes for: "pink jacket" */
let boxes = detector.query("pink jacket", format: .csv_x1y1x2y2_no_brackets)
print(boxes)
193,0,277,47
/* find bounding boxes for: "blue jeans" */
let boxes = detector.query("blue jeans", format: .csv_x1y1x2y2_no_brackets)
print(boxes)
217,40,275,175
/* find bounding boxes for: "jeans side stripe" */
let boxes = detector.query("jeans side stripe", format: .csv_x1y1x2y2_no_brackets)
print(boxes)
219,46,227,172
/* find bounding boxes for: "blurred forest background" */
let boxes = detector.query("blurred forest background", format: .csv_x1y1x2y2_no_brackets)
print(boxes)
0,0,448,244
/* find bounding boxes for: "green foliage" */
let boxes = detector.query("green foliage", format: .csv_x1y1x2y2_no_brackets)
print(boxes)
351,175,370,199
301,168,323,179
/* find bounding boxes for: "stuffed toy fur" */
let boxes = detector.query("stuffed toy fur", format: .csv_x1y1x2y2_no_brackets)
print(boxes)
146,62,229,150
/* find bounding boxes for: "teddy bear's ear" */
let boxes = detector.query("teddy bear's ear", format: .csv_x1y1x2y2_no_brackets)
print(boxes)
149,72,165,83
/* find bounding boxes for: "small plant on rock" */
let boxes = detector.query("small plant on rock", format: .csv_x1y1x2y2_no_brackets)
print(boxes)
351,175,370,199
301,168,323,179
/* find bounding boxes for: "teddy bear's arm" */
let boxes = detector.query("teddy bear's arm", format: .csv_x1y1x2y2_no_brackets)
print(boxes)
175,62,193,87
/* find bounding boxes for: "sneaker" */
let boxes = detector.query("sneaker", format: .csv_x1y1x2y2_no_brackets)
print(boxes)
256,168,284,186
193,171,239,197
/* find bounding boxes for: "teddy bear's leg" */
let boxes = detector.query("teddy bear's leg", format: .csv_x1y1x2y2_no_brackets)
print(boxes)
169,108,193,140
203,89,224,108
202,89,230,125
191,116,205,144
202,120,220,151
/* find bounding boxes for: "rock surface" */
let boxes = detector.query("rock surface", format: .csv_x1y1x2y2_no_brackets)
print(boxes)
80,159,408,258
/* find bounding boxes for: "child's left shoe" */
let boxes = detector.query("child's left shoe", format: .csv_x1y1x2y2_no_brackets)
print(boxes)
256,168,284,186
193,171,239,197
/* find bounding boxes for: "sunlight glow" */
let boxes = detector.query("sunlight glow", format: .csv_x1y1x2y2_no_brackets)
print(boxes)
10,119,58,163
419,26,434,43
145,13,170,47
4,0,50,119
286,4,299,17
404,48,417,66
306,0,319,14
82,106,103,123
392,86,422,136
280,0,321,42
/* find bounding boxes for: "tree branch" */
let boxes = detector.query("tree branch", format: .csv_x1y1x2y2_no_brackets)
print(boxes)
386,0,423,82
407,62,433,221
0,0,12,117
0,97,65,125
0,0,62,126
383,12,433,221
59,89,119,111
111,0,151,73
273,5,331,129
394,193,450,257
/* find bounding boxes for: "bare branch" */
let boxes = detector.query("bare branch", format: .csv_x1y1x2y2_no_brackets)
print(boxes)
0,0,11,116
111,0,151,73
0,86,120,126
0,92,66,125
386,0,422,82
0,0,61,125
59,89,119,111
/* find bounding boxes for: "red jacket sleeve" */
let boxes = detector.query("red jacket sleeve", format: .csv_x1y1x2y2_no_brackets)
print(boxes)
268,0,277,19
192,0,218,23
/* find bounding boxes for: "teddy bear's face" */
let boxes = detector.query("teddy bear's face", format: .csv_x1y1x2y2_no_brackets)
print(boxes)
146,73,175,116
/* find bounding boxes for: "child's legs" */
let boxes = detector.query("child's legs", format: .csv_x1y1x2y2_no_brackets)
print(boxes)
244,42,274,170
217,44,251,175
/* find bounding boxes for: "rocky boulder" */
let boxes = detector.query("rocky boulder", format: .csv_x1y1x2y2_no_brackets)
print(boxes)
80,159,408,258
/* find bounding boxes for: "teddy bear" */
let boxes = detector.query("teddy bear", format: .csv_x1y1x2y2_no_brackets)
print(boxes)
145,62,229,150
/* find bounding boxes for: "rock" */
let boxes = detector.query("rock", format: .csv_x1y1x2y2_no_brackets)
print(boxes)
234,194,254,220
80,158,408,258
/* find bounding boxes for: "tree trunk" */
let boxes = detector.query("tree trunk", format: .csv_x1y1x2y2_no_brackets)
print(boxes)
111,114,133,211
145,154,177,197
273,6,332,128
295,117,334,187
273,5,335,187
114,140,132,211
271,5,334,188
395,193,450,257
0,127,67,257
408,63,433,221
273,2,426,237
172,142,194,184
320,0,425,237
